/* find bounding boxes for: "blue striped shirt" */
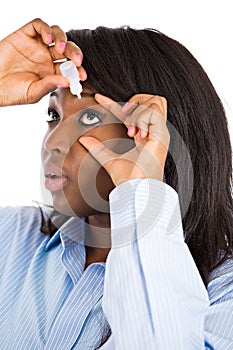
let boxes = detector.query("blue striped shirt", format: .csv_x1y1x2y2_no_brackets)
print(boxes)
0,179,232,349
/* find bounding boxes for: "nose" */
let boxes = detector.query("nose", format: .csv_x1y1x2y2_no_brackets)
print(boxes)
43,117,81,155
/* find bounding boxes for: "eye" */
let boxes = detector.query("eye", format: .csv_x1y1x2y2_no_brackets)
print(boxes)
79,110,101,126
46,108,60,123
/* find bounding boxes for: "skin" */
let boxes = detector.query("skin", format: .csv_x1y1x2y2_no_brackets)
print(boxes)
41,87,169,265
0,18,86,106
0,18,170,267
42,86,134,264
42,87,135,217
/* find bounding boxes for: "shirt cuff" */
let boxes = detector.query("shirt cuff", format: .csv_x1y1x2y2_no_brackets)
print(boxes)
109,178,183,248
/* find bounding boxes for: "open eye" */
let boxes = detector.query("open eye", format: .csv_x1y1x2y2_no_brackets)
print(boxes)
46,108,60,123
79,110,101,126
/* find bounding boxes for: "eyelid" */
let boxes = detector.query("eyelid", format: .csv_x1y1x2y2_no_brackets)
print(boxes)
79,108,103,126
46,107,60,123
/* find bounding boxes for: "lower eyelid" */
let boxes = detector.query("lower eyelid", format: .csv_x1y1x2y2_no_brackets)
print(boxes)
79,111,102,125
79,119,101,126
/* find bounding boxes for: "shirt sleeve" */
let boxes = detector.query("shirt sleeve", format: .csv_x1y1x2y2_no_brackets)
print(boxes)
204,258,233,350
101,178,210,349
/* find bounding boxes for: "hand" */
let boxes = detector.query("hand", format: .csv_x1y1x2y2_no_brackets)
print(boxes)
0,18,87,106
79,93,170,186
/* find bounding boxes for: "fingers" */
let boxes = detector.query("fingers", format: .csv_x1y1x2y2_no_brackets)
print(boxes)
26,75,70,103
49,40,83,65
48,24,83,66
123,94,167,132
79,136,118,171
20,18,53,45
63,41,83,65
21,18,85,70
82,94,169,186
21,19,68,53
95,93,168,142
48,24,68,55
95,94,124,122
48,27,86,79
125,94,167,121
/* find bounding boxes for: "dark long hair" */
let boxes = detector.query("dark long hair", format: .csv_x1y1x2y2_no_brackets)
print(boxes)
66,26,232,287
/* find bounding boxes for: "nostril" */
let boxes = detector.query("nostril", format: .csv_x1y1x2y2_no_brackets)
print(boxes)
52,148,61,154
43,142,60,154
43,137,68,155
43,136,62,154
43,123,74,155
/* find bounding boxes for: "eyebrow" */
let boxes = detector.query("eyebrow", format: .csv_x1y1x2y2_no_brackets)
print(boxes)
81,92,96,98
49,91,96,99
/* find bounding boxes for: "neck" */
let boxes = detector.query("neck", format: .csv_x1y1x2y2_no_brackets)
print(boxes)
84,213,111,269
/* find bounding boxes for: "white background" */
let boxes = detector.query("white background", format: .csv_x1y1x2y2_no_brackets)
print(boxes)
0,0,232,206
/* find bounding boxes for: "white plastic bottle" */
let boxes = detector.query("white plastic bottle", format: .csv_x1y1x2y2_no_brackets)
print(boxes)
60,61,82,98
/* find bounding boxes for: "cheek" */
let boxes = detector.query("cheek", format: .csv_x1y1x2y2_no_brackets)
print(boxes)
91,124,134,154
104,136,135,154
44,123,133,216
64,145,114,215
71,126,133,202
41,133,48,158
72,146,114,199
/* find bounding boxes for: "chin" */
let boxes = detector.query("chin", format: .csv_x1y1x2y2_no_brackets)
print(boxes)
51,191,110,218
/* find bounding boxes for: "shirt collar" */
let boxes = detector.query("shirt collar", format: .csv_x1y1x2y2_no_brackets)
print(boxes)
60,216,86,248
208,257,233,303
45,216,86,251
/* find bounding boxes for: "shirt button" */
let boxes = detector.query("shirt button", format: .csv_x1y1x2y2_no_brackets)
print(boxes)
81,292,89,303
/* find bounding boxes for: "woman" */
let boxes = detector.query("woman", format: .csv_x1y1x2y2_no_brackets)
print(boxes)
0,18,232,349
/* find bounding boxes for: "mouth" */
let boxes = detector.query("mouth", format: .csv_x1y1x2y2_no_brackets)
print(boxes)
44,166,69,192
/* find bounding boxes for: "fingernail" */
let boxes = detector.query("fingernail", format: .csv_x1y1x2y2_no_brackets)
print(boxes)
59,41,66,52
128,125,133,134
80,68,87,80
76,54,83,65
57,83,69,88
79,137,85,145
122,102,129,111
139,129,147,139
47,34,53,43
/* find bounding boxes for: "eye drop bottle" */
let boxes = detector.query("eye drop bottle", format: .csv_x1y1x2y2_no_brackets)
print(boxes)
60,61,82,98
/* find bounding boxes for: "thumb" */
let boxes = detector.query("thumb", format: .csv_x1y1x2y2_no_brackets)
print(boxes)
79,136,118,170
28,75,69,103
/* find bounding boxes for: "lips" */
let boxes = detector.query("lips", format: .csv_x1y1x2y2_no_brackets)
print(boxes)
44,164,69,192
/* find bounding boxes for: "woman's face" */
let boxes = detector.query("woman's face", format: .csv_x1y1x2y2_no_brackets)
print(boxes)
41,87,133,217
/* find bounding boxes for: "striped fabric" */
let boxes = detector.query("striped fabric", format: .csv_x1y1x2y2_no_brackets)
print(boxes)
0,207,109,349
0,178,232,349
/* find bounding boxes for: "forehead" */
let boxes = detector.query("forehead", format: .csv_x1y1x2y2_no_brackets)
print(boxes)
49,86,96,107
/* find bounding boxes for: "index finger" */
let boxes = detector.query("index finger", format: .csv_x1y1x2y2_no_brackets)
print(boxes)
21,18,54,45
94,93,129,124
22,18,84,70
123,94,167,120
